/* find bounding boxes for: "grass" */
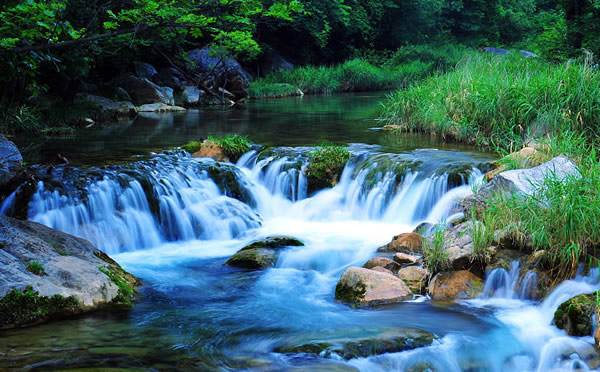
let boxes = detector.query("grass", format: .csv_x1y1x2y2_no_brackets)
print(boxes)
306,143,351,190
26,261,46,276
207,135,251,159
248,82,302,98
380,53,600,152
423,228,449,274
182,140,203,153
470,213,496,260
99,266,136,307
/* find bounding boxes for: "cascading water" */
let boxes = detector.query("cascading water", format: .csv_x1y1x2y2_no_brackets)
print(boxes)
480,260,539,300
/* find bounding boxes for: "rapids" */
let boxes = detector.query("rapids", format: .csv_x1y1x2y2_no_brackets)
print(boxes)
1,94,598,370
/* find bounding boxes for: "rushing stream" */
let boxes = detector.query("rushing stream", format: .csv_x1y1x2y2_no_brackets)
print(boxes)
1,94,599,371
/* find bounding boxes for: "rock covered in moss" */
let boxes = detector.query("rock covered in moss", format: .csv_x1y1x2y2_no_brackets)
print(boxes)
226,236,304,270
428,270,483,301
0,216,138,329
554,292,599,338
305,144,350,193
275,328,435,359
335,267,412,306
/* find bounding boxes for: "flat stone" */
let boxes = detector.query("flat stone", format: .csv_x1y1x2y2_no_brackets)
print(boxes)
393,252,419,265
137,103,186,112
335,267,412,306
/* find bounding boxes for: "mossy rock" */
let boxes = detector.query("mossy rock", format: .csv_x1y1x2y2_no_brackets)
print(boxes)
335,280,367,305
0,286,81,329
306,145,350,194
239,236,304,251
274,342,333,354
95,251,139,307
554,292,598,336
226,248,277,269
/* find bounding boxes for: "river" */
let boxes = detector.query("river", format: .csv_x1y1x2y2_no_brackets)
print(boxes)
1,93,599,371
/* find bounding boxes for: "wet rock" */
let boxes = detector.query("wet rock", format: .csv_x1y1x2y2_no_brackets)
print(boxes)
75,94,137,119
156,67,187,90
133,62,158,79
137,103,186,112
226,248,277,269
0,135,22,186
379,232,423,253
554,292,598,338
335,267,412,306
275,328,435,359
0,216,138,329
120,76,174,105
192,140,229,162
398,266,429,294
363,257,399,271
428,270,483,301
226,236,303,270
444,222,476,271
485,147,542,181
393,252,420,265
413,222,434,236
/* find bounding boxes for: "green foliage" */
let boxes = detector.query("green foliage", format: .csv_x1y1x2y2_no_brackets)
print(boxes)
207,135,252,159
0,105,43,135
0,286,81,328
423,228,449,274
99,266,136,307
248,82,301,98
306,144,351,189
470,213,495,259
182,140,203,154
381,53,600,151
26,261,46,276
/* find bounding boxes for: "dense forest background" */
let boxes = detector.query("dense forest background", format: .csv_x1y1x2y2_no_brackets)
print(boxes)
0,0,599,116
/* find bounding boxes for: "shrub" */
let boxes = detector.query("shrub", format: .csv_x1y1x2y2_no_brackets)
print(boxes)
26,261,46,276
0,287,80,328
423,228,449,274
207,134,252,160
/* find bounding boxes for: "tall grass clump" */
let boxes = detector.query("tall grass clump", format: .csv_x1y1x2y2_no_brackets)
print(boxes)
381,53,600,152
248,82,302,98
485,145,600,279
424,228,449,274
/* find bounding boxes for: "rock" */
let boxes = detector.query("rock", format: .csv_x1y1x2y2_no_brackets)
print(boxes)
75,94,137,119
428,270,483,301
114,87,132,102
120,76,174,105
554,292,598,337
520,50,538,58
187,47,251,100
192,140,229,162
398,266,429,294
482,47,511,55
226,248,277,269
0,135,22,186
371,266,395,275
335,267,412,306
156,67,187,90
137,103,186,112
482,156,580,197
226,236,303,270
258,48,294,75
363,256,399,271
133,62,158,79
393,252,420,265
379,232,423,253
413,222,434,236
0,216,138,329
239,236,304,251
180,86,203,106
485,147,542,181
443,222,476,271
275,328,435,359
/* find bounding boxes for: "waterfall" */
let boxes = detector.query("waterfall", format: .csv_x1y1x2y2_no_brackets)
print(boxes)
480,260,539,300
18,148,486,254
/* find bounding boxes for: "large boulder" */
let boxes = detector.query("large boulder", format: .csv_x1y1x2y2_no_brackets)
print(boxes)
275,328,435,359
335,267,412,306
187,48,251,100
443,221,477,271
363,256,399,272
258,48,294,75
428,270,483,301
398,266,429,294
179,86,204,106
0,216,138,329
75,94,137,119
133,62,158,79
554,292,598,338
226,236,304,270
379,232,423,253
120,76,174,105
0,135,22,186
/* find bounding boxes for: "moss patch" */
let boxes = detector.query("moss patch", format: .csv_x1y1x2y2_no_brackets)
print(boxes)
95,250,138,307
0,286,81,329
554,292,597,336
182,140,203,153
207,135,251,161
306,144,350,193
335,280,366,305
226,248,277,269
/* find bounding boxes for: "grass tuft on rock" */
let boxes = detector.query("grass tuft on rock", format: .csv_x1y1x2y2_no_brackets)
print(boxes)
99,266,137,307
182,140,203,153
423,229,449,274
207,135,251,159
306,143,350,192
26,261,46,276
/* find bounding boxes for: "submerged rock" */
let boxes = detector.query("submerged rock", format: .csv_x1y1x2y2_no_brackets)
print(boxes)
275,328,436,359
335,267,412,306
428,270,483,301
0,216,138,329
379,232,423,253
0,135,22,186
226,236,304,270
